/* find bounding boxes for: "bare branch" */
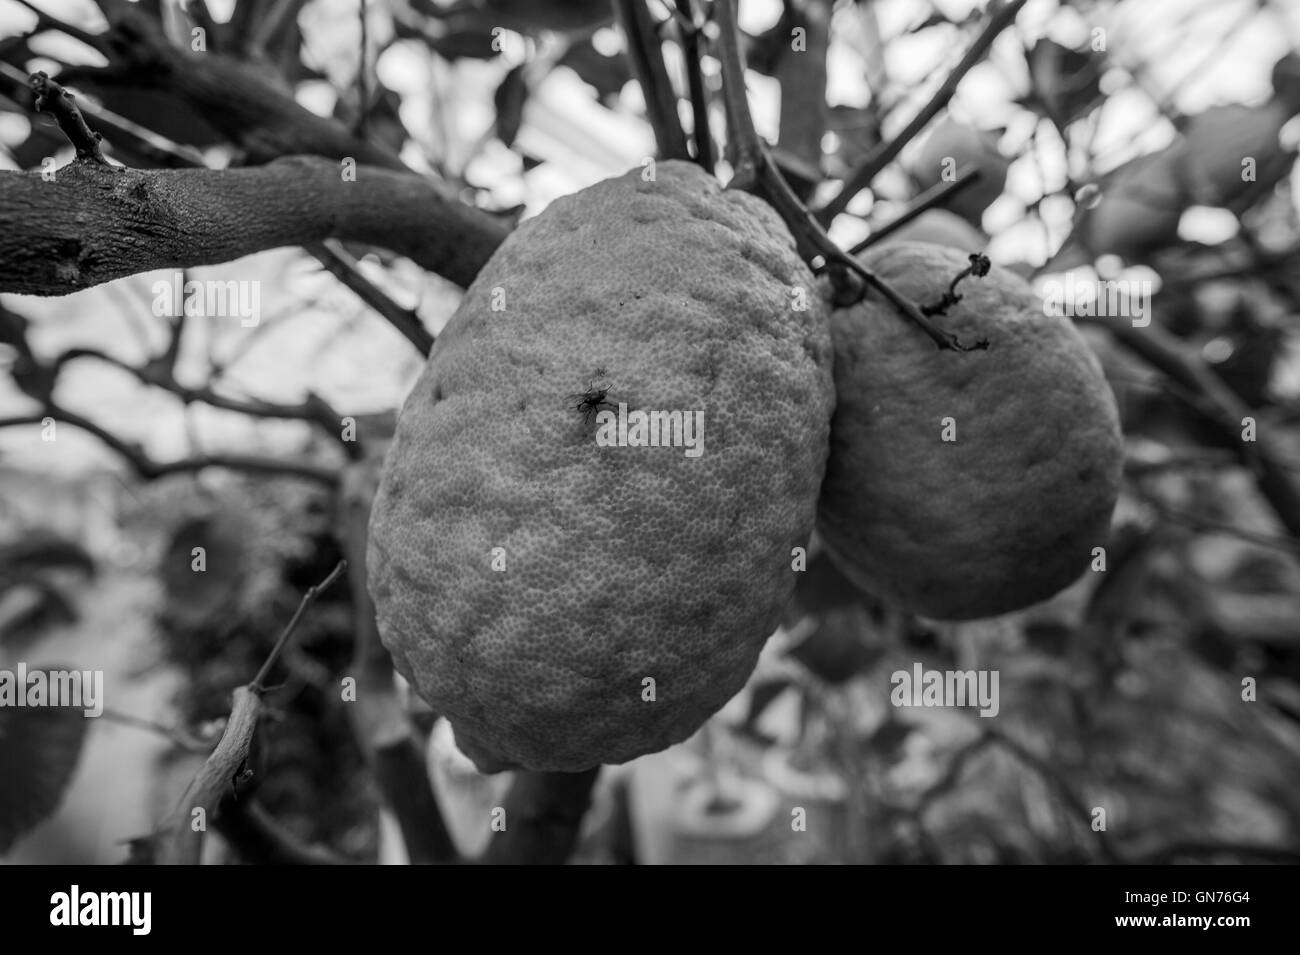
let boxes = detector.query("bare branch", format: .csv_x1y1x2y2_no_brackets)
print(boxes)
156,561,347,865
712,0,984,352
307,241,434,356
49,346,359,456
63,5,402,169
0,409,340,485
0,65,440,352
816,0,1029,223
848,165,983,253
673,0,714,171
613,0,691,161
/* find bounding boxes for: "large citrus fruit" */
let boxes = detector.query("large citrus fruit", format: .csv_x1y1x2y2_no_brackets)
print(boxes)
817,242,1123,620
368,161,834,772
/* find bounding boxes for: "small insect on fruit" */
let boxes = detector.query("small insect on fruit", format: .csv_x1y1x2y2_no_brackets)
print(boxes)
569,367,616,424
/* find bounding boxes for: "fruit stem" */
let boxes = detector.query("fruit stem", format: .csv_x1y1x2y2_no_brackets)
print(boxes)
711,0,986,352
920,253,992,318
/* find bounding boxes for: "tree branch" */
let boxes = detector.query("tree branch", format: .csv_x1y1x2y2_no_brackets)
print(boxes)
156,561,347,865
816,0,1029,223
613,0,691,161
0,156,509,295
213,797,352,865
673,0,714,171
848,164,982,253
0,409,340,485
49,346,359,456
712,0,984,351
306,241,434,356
64,4,402,169
0,63,440,352
29,72,109,164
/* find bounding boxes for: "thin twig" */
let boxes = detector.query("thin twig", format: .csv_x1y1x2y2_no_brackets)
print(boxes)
214,798,352,865
355,0,369,139
156,562,346,865
849,165,982,253
673,0,713,170
981,726,1121,864
49,346,359,456
253,561,348,691
712,0,985,352
816,0,1029,223
10,0,102,49
29,72,109,164
613,0,691,160
307,241,434,356
99,707,211,754
0,409,341,485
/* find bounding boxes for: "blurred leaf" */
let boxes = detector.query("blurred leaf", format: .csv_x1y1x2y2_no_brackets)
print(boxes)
0,580,79,646
0,698,89,853
159,514,247,630
743,12,794,77
788,606,882,684
1022,39,1101,126
494,63,528,147
0,532,95,579
557,37,631,101
423,29,501,61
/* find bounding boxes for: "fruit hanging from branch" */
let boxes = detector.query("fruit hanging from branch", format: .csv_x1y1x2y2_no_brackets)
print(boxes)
367,161,834,773
817,242,1124,621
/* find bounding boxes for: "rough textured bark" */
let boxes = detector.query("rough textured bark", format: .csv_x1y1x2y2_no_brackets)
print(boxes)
0,157,509,294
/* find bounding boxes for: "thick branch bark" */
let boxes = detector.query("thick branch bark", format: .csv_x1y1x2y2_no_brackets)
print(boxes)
0,157,509,294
